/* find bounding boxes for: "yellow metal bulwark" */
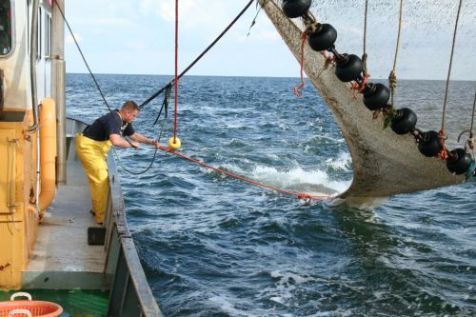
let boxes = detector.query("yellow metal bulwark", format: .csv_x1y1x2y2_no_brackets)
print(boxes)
39,98,57,212
0,110,38,289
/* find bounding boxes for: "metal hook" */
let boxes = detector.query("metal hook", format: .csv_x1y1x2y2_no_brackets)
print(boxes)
457,129,471,143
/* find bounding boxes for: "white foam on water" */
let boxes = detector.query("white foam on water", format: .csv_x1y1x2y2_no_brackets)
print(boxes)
326,151,352,172
215,162,351,197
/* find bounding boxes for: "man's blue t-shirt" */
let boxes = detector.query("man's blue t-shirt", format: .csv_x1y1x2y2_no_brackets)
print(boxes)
83,110,135,141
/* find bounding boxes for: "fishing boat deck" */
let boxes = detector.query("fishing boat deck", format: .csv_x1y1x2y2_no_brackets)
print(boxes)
23,141,108,289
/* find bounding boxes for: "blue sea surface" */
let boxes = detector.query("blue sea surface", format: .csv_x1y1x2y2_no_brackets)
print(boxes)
67,74,476,317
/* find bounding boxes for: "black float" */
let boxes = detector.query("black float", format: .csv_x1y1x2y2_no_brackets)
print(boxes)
362,83,390,110
308,24,337,51
417,131,442,157
391,108,417,134
335,54,363,82
446,148,472,175
282,0,312,18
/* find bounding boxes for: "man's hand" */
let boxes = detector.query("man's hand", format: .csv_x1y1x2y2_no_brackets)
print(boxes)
130,141,140,149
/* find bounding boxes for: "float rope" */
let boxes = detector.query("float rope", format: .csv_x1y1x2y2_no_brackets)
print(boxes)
441,0,463,132
157,145,331,201
139,0,256,109
388,0,404,107
470,92,476,134
362,0,369,77
438,0,463,160
293,32,308,97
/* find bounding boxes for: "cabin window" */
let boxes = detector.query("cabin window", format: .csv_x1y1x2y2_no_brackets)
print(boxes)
0,0,12,55
44,13,51,57
37,6,42,59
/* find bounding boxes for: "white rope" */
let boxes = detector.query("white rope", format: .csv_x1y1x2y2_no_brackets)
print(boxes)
389,0,404,106
362,0,369,76
470,92,476,134
441,0,464,132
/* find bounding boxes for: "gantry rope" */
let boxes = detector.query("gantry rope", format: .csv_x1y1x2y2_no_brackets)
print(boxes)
464,91,476,153
388,0,404,107
470,92,476,135
139,0,256,109
247,2,263,36
362,0,369,77
441,0,464,132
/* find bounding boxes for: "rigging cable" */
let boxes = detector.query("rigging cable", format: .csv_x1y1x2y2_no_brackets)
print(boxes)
139,0,256,109
362,0,369,77
388,0,404,107
458,91,476,154
441,0,464,133
438,0,464,160
247,2,263,37
468,92,476,153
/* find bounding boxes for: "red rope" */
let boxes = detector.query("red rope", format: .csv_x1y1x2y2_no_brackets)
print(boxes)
293,33,308,97
157,145,331,202
173,0,179,142
438,129,449,160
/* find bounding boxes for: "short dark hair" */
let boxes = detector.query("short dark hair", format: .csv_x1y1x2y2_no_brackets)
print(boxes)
121,100,140,112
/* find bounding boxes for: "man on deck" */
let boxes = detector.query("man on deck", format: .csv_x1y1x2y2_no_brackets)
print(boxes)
76,100,159,224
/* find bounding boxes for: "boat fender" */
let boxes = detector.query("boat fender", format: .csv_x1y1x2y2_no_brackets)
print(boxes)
39,98,57,211
168,136,182,151
362,83,390,111
308,24,337,51
417,130,442,157
391,108,417,134
282,0,312,18
335,54,363,82
446,148,472,175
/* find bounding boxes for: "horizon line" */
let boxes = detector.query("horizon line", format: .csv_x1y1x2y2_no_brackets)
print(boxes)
66,72,476,82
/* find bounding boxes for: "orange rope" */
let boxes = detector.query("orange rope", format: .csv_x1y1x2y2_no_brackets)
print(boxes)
157,145,331,202
351,74,369,93
293,33,308,97
438,129,449,160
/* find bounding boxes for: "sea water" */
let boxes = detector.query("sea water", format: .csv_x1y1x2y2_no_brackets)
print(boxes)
67,74,476,317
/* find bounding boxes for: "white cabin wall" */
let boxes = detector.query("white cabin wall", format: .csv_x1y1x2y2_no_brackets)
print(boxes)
0,1,32,111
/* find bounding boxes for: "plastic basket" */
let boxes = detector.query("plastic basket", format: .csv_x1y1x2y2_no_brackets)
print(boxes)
0,292,63,317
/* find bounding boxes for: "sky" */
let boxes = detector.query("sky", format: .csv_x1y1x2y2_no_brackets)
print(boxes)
64,0,476,80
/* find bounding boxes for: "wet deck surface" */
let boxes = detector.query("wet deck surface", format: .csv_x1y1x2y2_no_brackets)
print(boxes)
24,145,108,289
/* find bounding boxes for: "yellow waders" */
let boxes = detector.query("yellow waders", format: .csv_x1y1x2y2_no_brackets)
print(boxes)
75,133,112,224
